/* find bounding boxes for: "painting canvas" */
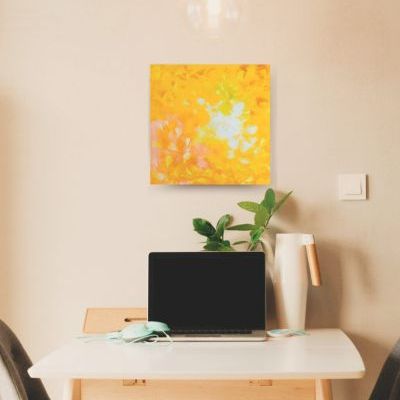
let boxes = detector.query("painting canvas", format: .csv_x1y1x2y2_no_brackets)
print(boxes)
150,64,270,185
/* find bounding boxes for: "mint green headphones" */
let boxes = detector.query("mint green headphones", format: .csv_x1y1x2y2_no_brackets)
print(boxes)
107,321,171,343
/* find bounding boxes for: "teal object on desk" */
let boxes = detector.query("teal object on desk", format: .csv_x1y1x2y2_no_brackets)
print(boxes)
107,321,171,343
267,329,307,338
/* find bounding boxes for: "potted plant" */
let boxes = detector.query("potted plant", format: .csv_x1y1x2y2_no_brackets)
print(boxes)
192,188,292,252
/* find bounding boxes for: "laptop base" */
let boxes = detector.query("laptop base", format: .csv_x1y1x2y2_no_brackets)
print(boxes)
156,331,266,342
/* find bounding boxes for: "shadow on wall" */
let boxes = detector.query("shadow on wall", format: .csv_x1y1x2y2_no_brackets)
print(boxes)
307,241,345,328
334,334,389,400
307,240,374,328
269,195,386,399
273,194,375,328
0,96,16,318
308,239,379,399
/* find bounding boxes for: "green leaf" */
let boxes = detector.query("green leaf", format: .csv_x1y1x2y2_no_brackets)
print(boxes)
254,205,269,227
249,242,261,251
273,191,293,214
261,188,276,213
220,246,235,252
250,227,265,243
227,224,257,231
238,201,259,213
248,227,264,251
203,241,234,252
232,240,249,245
203,242,221,251
193,218,216,237
215,214,232,238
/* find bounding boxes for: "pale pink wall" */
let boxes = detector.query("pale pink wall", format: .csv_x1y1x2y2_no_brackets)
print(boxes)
0,1,400,398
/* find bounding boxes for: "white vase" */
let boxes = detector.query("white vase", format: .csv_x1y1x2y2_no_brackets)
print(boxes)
272,233,320,330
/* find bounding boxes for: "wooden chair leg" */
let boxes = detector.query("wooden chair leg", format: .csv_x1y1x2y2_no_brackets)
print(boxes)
315,379,333,400
62,379,81,400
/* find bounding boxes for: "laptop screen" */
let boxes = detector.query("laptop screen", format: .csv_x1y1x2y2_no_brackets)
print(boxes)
148,252,266,331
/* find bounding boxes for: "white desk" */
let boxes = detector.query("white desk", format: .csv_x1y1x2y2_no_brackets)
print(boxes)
29,329,364,400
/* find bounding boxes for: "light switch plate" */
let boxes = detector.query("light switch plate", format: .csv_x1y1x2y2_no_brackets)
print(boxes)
338,174,367,200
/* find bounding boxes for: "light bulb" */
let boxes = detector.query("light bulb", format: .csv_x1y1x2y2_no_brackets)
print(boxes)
207,0,222,16
187,0,240,35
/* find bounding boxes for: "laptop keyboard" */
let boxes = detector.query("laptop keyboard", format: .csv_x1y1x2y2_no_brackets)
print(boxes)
170,329,252,335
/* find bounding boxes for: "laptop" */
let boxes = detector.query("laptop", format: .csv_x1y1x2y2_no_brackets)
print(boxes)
148,252,266,341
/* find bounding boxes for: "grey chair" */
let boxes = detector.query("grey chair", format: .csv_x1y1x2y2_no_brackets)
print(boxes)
0,319,50,400
370,338,400,400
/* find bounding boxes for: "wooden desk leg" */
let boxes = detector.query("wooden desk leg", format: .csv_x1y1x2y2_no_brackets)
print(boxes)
62,379,81,400
315,379,333,400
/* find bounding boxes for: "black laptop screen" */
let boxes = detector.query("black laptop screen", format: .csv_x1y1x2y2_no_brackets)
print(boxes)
148,252,266,331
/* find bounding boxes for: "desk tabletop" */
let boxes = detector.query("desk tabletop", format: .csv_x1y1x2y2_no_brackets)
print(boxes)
28,329,365,380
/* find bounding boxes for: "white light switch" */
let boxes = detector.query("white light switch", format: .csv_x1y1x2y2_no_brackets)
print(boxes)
338,174,367,200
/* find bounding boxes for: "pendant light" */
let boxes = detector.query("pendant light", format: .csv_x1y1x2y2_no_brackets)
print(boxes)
187,0,240,35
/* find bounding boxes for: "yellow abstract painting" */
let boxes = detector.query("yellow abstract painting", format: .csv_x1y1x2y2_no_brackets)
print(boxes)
150,64,270,185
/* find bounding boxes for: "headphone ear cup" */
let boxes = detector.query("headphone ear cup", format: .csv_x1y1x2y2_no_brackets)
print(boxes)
121,324,153,341
146,321,170,332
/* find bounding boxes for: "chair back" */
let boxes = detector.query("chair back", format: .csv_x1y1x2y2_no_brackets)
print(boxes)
83,307,147,333
370,338,400,400
0,320,50,400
